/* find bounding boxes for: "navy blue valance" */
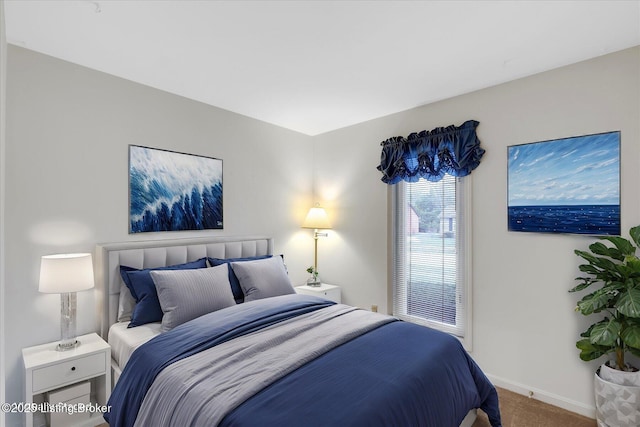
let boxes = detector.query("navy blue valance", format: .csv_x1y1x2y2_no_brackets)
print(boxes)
377,120,485,184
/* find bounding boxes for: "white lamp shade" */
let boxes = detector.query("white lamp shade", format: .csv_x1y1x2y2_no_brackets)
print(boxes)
302,207,331,229
39,253,95,293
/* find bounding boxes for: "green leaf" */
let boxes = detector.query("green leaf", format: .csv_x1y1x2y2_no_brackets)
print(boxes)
604,281,627,293
569,281,593,293
621,324,640,349
590,241,624,261
577,288,616,315
615,288,640,318
575,250,601,264
575,251,620,276
575,249,596,262
630,226,640,248
625,257,640,274
578,264,602,275
576,338,610,361
580,323,597,338
600,236,636,257
590,318,621,346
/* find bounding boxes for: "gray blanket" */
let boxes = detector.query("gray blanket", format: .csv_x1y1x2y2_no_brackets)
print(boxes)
134,304,395,427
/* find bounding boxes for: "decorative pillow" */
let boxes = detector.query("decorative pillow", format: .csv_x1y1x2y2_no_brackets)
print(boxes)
208,255,272,303
119,258,208,327
230,256,295,302
150,264,236,332
117,283,136,322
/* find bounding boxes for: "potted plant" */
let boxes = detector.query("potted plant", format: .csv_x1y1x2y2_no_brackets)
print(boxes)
306,266,320,287
570,225,640,426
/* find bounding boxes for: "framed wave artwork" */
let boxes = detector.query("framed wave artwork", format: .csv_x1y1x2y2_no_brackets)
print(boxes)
507,131,620,236
129,145,223,233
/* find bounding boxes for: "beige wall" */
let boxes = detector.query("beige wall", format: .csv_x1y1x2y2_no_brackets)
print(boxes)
1,1,7,425
313,46,640,416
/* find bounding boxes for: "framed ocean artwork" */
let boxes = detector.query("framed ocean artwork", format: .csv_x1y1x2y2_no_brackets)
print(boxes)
129,145,223,233
507,131,620,235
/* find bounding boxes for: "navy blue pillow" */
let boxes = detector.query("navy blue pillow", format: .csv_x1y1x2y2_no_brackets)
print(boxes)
119,258,208,327
208,255,272,303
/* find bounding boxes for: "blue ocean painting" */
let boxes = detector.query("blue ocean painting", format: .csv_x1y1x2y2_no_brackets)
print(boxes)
129,146,223,233
507,131,620,235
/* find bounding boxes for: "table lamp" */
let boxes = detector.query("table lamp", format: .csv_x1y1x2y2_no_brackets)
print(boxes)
39,253,94,351
302,204,331,286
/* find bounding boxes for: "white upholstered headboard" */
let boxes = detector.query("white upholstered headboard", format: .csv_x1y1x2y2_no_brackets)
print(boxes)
95,236,273,339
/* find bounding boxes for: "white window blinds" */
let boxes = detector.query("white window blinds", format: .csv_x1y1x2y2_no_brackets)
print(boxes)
392,175,471,343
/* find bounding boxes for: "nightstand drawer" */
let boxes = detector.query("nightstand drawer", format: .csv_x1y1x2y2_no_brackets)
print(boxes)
32,352,106,393
318,288,340,302
295,283,341,303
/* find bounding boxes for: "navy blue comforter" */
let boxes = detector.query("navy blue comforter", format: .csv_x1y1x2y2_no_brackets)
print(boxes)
106,294,501,427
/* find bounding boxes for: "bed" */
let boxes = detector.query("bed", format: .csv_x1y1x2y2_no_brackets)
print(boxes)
95,236,501,427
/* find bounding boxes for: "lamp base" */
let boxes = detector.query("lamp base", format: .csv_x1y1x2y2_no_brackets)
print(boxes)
59,292,78,352
56,339,80,352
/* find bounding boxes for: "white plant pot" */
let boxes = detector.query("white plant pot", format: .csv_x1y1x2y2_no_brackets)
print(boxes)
595,363,640,427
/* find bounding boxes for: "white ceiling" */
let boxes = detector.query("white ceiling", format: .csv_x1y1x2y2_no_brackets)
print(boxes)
5,1,640,136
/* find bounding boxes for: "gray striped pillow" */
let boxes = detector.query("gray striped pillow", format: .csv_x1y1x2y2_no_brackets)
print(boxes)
150,264,235,331
231,256,295,302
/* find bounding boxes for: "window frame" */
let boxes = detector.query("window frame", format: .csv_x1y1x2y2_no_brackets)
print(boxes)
391,175,473,351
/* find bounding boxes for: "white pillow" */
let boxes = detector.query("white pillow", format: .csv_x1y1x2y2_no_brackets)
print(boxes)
231,256,295,302
150,264,236,331
117,283,136,322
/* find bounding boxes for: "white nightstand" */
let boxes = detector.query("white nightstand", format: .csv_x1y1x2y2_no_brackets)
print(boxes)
295,283,341,303
22,332,111,427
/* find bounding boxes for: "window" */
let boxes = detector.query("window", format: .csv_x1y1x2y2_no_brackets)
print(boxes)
392,174,472,348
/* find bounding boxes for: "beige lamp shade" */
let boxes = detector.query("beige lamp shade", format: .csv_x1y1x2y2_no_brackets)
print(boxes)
39,253,95,293
302,207,331,229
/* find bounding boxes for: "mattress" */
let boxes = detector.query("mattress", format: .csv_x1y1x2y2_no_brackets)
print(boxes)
108,321,161,370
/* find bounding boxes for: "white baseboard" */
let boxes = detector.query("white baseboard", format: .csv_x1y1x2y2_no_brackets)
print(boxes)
486,373,596,419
